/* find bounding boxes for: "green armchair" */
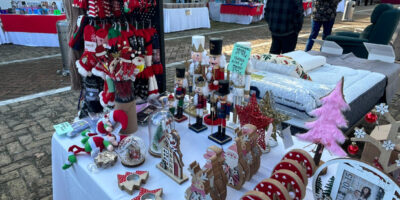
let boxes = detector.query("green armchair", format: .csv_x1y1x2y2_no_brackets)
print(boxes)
326,4,400,58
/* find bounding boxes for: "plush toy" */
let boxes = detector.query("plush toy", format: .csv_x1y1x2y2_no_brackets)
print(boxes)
96,109,128,135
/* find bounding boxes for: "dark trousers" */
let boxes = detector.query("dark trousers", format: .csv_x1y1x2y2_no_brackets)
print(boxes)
269,32,298,54
305,19,335,51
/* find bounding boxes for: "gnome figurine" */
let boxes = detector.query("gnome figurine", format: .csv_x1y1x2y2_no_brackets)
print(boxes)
174,66,188,122
208,80,232,145
96,109,129,135
189,77,208,133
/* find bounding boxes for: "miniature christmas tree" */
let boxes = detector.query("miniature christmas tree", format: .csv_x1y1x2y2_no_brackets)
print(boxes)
297,78,349,164
259,91,290,141
323,176,335,198
315,176,323,194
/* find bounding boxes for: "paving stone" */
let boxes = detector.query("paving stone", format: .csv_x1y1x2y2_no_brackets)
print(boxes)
35,152,51,169
25,139,50,149
0,170,19,184
38,187,52,199
33,131,53,141
40,195,53,200
40,165,52,176
35,175,51,187
38,118,53,131
6,178,30,199
29,125,45,135
0,153,11,167
1,160,30,174
12,122,31,132
6,142,24,155
18,135,33,145
20,165,41,187
1,128,28,140
0,106,10,113
13,148,42,162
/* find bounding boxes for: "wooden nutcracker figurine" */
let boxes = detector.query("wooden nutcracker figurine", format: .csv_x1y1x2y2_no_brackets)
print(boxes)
227,42,252,130
208,80,232,145
189,35,208,89
189,77,208,133
174,66,188,122
205,38,226,125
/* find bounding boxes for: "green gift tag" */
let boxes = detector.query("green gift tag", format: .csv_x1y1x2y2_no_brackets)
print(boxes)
54,122,73,136
228,43,251,75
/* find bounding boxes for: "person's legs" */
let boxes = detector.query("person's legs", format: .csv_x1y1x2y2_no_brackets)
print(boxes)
281,32,298,54
322,19,335,40
305,20,323,51
269,35,282,54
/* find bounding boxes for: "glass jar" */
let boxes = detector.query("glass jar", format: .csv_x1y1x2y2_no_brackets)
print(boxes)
148,97,175,157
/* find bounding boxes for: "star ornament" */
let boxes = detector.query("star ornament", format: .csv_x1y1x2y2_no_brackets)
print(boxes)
132,188,163,200
354,128,366,138
375,103,389,115
382,140,395,151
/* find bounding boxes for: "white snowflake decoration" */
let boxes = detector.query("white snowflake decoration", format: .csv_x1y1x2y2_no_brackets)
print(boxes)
354,128,366,138
382,140,395,151
375,103,389,115
396,159,400,167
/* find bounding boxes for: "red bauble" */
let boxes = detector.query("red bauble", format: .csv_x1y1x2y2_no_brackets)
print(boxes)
365,112,378,123
347,142,359,155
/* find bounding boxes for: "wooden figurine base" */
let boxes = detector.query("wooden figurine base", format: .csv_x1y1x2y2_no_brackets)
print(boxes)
226,121,240,131
208,133,232,145
148,149,161,158
174,115,188,123
189,124,208,133
121,158,145,168
156,163,188,184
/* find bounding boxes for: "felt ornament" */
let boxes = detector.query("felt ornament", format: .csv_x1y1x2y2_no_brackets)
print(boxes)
132,188,163,200
108,25,122,48
96,28,109,47
296,77,349,164
271,169,306,200
99,75,116,107
69,15,88,51
118,171,149,194
96,109,128,135
88,0,98,18
111,0,122,17
83,24,97,53
76,51,97,77
254,179,290,200
103,0,112,17
92,45,109,79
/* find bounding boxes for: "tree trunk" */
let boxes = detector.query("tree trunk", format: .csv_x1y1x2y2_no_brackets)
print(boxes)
313,143,324,165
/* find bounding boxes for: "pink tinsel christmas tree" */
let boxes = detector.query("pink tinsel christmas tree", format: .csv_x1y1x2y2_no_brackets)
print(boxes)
297,78,349,164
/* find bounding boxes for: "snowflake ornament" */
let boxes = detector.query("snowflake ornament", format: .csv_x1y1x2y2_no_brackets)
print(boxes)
396,159,400,167
382,140,395,151
375,103,389,115
354,128,366,138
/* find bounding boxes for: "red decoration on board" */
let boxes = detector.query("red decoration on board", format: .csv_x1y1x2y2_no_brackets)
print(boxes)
365,112,378,124
236,94,273,152
347,142,359,155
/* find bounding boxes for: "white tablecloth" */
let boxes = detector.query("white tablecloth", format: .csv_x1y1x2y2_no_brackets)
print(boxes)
4,32,60,47
209,2,264,25
163,7,211,33
0,25,10,44
52,116,337,200
337,0,346,13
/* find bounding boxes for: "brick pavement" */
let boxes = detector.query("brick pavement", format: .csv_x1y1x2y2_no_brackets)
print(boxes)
1,5,398,200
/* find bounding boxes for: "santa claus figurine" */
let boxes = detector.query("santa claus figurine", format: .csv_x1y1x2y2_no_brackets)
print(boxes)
174,66,188,122
189,77,208,133
208,80,232,145
96,109,128,135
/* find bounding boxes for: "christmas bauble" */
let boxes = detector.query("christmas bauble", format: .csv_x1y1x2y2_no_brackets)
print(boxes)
365,112,378,123
347,142,359,155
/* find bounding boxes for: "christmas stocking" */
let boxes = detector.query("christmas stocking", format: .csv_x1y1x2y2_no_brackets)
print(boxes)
99,75,115,107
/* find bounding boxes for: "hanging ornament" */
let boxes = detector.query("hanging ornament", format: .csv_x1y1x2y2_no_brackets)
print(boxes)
365,112,378,124
347,142,359,156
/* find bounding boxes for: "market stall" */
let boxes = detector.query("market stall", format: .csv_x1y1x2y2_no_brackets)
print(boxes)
0,14,66,47
209,2,264,25
163,3,210,33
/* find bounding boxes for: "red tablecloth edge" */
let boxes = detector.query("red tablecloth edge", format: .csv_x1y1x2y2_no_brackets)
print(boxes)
220,4,264,16
0,14,66,34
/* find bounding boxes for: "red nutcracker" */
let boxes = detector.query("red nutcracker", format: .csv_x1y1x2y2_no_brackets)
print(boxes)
189,77,208,133
206,38,226,92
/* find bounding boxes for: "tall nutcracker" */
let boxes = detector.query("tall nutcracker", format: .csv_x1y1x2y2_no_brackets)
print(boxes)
174,66,188,122
227,42,252,130
205,38,226,125
189,77,208,133
189,35,208,90
208,80,232,145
